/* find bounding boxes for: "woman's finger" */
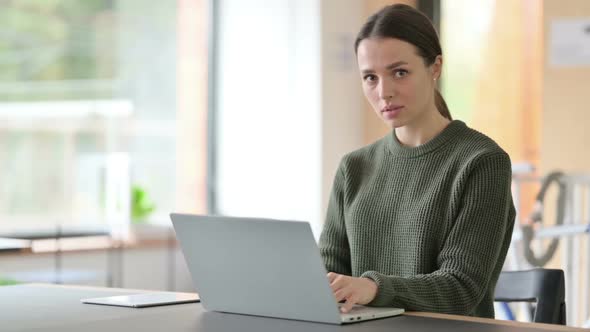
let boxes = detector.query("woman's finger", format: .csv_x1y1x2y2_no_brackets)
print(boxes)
340,294,358,313
327,272,338,283
333,287,351,303
329,275,347,291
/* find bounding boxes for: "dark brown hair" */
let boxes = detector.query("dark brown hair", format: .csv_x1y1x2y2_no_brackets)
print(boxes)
354,4,451,120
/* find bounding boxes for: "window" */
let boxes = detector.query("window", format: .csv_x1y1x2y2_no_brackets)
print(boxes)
0,0,206,233
212,0,323,233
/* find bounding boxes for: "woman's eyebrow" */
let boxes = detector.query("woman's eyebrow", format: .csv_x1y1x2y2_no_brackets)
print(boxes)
385,61,409,70
361,61,409,75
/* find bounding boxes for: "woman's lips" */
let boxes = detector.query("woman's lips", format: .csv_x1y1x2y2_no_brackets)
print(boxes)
381,105,404,119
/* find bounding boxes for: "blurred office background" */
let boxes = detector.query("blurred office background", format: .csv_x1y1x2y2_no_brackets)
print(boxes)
0,0,589,327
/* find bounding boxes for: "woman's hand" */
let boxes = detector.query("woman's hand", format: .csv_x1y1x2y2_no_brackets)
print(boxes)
327,272,378,313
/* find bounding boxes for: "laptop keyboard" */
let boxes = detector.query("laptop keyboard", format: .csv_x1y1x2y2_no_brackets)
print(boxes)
338,304,373,314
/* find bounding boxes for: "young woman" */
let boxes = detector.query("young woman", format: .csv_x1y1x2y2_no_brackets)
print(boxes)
319,4,516,318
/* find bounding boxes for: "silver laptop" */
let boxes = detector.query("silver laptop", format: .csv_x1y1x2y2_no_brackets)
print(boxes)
170,213,404,324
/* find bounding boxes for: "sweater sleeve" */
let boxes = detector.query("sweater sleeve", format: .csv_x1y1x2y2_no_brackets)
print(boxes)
361,152,515,315
318,162,352,276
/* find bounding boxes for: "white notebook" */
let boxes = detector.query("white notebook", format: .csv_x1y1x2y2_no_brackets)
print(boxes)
82,292,200,308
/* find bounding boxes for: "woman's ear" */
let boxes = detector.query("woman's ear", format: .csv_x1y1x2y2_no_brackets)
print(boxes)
431,55,443,81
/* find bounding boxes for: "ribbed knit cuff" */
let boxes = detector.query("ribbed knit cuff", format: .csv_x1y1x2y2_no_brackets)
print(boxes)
361,271,396,307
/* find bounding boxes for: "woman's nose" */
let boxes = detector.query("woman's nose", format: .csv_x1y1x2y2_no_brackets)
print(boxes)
378,80,395,100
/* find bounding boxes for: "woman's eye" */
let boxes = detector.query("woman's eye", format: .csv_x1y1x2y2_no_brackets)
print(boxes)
394,70,408,78
363,74,377,83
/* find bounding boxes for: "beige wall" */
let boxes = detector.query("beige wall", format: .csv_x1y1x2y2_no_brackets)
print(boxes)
541,0,590,173
541,1,590,326
320,0,366,225
176,0,208,214
471,0,542,167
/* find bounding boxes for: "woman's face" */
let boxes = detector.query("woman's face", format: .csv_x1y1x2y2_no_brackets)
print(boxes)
356,37,441,128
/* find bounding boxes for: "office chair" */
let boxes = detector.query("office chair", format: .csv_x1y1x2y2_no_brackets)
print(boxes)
494,268,566,325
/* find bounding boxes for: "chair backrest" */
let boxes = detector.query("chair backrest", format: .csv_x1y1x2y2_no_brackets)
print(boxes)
494,268,566,325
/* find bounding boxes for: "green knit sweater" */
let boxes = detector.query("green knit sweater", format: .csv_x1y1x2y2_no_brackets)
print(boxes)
319,120,515,318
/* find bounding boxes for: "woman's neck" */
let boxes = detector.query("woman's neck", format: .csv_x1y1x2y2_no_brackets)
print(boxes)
395,107,451,147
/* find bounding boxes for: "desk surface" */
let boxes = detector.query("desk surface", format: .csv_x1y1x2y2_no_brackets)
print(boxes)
0,284,583,332
0,225,110,240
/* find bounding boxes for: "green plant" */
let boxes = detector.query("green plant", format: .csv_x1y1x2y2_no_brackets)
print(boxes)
0,278,19,286
131,185,156,223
